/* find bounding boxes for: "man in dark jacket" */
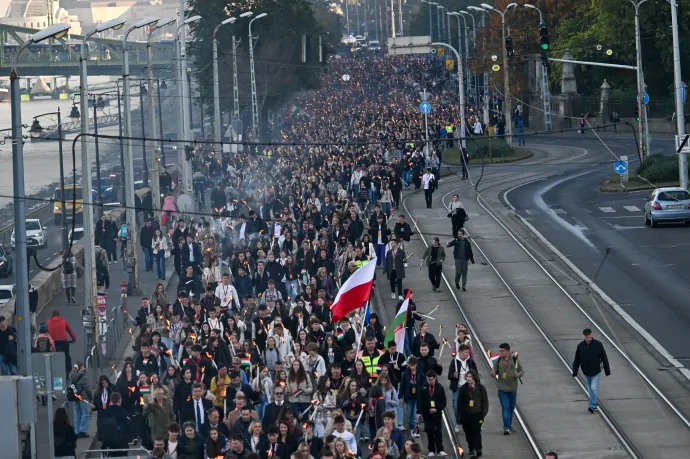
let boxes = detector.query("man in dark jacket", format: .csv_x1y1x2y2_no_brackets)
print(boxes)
398,357,422,436
418,370,447,456
101,392,134,456
572,328,611,413
448,344,478,429
416,342,442,379
140,219,155,272
261,386,286,433
446,229,475,291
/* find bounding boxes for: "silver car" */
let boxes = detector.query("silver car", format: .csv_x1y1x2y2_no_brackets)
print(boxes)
644,187,690,227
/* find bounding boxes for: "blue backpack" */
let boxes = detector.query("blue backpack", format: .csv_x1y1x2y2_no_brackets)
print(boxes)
118,223,127,240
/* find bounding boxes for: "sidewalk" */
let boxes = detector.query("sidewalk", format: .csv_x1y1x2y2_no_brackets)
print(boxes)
34,247,178,459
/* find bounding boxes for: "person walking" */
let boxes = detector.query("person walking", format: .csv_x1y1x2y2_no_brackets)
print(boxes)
418,370,447,457
61,249,80,303
53,407,78,459
96,243,110,290
572,328,610,413
516,115,525,146
446,229,475,291
384,239,407,300
140,219,155,272
490,343,524,435
152,228,169,281
421,237,445,292
422,168,435,209
68,362,93,439
47,309,77,373
446,195,467,238
457,369,488,458
459,148,470,181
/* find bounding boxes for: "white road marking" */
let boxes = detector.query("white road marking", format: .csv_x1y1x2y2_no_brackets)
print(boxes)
624,206,642,212
524,209,535,215
551,208,566,214
599,207,616,213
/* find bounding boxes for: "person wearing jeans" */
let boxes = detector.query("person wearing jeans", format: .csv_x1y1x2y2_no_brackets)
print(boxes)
490,343,524,435
152,229,168,281
399,357,421,437
572,328,610,413
369,214,389,267
68,363,93,438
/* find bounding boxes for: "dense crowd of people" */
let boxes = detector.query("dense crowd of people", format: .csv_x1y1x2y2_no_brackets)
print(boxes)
55,53,505,459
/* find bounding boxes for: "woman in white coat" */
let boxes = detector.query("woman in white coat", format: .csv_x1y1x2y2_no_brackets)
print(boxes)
152,228,169,281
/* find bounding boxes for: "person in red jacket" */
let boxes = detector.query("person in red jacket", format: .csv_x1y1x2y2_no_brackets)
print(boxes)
47,310,76,373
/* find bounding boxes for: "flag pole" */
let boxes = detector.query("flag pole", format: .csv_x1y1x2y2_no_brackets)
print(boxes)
354,301,369,357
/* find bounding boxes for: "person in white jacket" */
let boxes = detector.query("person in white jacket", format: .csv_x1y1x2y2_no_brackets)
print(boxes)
305,342,327,378
269,322,293,364
151,229,169,281
215,273,241,312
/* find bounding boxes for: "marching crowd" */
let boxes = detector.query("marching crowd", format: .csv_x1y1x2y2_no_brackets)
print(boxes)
46,51,566,459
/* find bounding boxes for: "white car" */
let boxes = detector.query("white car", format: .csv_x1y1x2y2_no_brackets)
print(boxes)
11,219,47,249
368,40,381,51
0,284,16,305
341,34,356,45
69,227,85,241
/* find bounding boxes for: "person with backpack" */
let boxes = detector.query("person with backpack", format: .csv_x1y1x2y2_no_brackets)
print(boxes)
61,249,80,303
32,323,55,352
100,391,135,456
68,361,94,439
47,309,76,373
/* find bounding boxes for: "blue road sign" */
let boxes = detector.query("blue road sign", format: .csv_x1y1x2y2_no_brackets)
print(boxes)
614,160,628,175
643,93,649,105
419,102,432,114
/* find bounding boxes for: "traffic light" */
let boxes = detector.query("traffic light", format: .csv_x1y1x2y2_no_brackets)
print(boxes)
541,50,549,68
539,23,550,51
505,36,514,57
634,104,640,122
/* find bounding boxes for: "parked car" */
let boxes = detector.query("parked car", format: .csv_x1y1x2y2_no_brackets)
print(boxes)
0,284,16,305
11,219,48,249
0,245,13,277
644,187,690,227
69,227,84,242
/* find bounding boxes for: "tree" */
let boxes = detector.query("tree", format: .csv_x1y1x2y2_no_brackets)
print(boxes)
186,0,340,138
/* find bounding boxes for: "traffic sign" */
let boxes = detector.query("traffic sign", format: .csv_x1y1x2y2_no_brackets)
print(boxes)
643,93,649,105
675,134,690,154
419,102,432,114
614,160,628,175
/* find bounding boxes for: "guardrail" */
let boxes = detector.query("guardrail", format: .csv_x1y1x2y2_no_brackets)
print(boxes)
0,203,54,245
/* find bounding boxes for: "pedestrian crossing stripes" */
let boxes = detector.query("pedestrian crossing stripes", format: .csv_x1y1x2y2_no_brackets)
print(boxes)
525,206,645,216
599,207,616,213
598,205,642,213
623,205,642,212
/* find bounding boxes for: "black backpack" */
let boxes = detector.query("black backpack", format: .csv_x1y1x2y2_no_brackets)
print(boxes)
66,383,80,402
35,336,51,353
62,259,74,275
98,414,124,445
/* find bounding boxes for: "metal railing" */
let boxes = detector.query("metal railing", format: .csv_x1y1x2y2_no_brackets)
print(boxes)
85,299,130,386
1,48,176,67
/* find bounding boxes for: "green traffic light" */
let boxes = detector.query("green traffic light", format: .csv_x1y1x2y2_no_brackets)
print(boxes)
541,43,549,50
636,117,640,121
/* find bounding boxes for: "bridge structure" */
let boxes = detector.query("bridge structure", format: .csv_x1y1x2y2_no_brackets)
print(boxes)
0,23,176,76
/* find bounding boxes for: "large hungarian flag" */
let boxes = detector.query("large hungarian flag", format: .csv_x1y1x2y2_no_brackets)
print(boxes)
331,259,377,321
384,292,411,350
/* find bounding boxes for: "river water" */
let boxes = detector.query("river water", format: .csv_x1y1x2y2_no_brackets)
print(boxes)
0,81,148,210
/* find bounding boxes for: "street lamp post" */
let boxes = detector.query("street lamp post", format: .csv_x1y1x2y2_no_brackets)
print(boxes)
147,18,175,214
138,84,148,187
468,6,490,124
30,109,68,253
630,0,649,162
157,79,165,167
436,6,443,43
523,4,552,131
422,1,437,42
79,19,124,353
92,96,103,214
175,15,201,194
449,12,468,100
249,13,268,140
460,11,477,108
9,28,70,452
481,2,517,146
669,0,688,188
123,17,159,293
116,81,126,203
213,17,237,156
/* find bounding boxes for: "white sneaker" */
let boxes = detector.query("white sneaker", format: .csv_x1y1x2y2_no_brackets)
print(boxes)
391,293,396,299
398,295,404,300
438,452,448,457
412,432,420,438
404,263,409,268
428,453,436,458
454,425,461,433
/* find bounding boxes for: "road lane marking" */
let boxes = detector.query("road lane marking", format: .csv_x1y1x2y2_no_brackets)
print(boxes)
599,207,616,213
624,206,642,212
551,208,566,214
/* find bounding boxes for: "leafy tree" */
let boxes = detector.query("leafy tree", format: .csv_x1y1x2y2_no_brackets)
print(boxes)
186,0,341,137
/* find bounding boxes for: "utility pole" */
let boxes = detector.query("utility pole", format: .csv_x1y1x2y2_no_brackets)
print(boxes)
631,0,649,162
157,79,165,167
345,0,350,36
92,97,103,218
523,4,552,131
249,13,267,141
391,0,396,38
116,82,126,203
139,84,149,187
669,0,687,188
232,35,241,126
398,0,403,36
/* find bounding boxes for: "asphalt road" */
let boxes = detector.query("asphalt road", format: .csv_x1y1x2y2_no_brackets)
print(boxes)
502,135,690,361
